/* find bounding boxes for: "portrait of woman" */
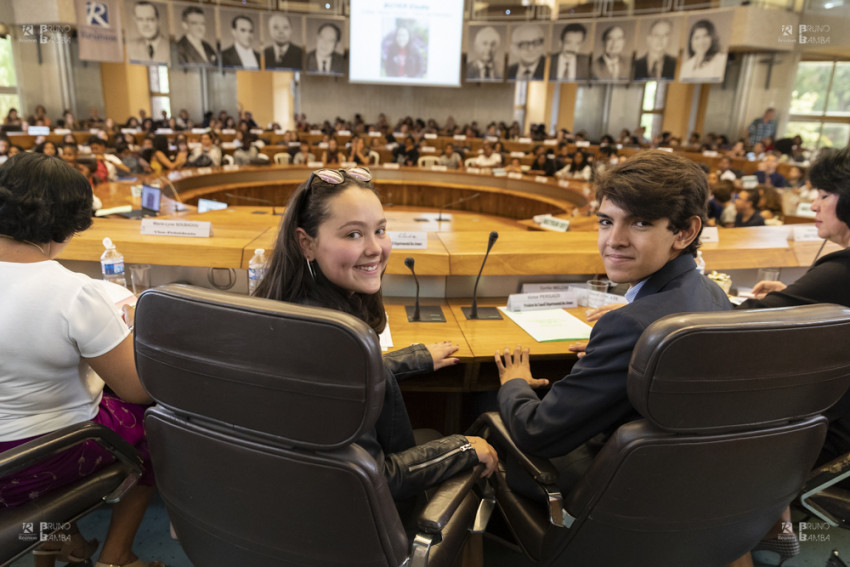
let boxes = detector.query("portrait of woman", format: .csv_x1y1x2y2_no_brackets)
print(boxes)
679,15,730,83
382,21,426,78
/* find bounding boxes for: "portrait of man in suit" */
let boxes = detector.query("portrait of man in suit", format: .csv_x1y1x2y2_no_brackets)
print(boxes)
592,23,633,81
466,25,504,82
306,21,346,75
633,19,678,81
126,1,170,65
263,13,304,71
221,15,260,69
550,23,592,82
506,23,546,81
176,6,217,66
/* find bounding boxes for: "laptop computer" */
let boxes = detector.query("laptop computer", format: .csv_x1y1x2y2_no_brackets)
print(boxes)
118,184,162,219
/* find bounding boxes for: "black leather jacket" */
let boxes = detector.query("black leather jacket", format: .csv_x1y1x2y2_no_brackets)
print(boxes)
356,344,479,500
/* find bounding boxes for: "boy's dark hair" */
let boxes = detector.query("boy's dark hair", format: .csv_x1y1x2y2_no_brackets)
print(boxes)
595,150,708,256
711,180,734,204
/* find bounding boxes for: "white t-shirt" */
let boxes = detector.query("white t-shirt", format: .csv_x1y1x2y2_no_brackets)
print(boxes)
0,260,129,441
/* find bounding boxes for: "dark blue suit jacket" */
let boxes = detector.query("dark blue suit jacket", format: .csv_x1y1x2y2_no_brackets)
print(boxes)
498,253,732,459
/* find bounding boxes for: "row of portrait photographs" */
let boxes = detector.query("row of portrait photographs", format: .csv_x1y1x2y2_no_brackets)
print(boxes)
125,0,347,74
465,10,733,84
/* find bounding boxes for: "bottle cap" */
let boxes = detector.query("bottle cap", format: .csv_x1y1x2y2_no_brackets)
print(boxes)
102,237,115,250
255,248,265,255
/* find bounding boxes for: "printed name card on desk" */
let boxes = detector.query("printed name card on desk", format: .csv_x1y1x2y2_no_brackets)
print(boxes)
430,165,448,172
700,226,720,243
576,141,590,148
383,162,400,169
340,161,357,168
702,150,718,157
307,160,324,168
510,151,526,158
196,167,213,175
466,167,481,174
317,142,329,149
558,179,570,188
421,146,437,153
790,225,821,242
539,216,570,232
54,128,71,135
507,172,524,180
223,164,239,172
521,282,573,293
741,175,758,189
424,133,438,140
518,137,532,144
658,147,673,152
453,134,467,141
507,291,578,311
543,139,558,146
288,141,301,147
140,219,211,238
155,128,174,134
368,131,382,137
486,136,499,142
388,231,427,249
337,130,351,136
191,128,208,134
534,175,550,184
89,128,101,134
28,126,50,136
221,129,237,135
250,129,264,135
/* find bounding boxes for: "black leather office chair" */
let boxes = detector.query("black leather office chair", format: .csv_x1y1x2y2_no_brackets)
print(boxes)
477,304,850,567
134,284,484,567
0,422,142,565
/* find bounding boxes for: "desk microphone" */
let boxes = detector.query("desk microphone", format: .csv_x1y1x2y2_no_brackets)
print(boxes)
414,192,480,222
224,193,282,215
404,257,446,322
159,176,188,212
462,231,503,320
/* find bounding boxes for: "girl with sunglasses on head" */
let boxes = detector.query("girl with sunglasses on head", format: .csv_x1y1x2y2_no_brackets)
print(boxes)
254,167,498,502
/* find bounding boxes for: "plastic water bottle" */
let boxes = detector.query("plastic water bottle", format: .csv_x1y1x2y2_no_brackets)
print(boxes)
248,248,267,295
695,250,706,275
101,237,127,287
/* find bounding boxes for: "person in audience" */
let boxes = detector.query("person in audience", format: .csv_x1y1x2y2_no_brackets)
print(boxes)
439,143,463,169
748,141,767,161
35,140,58,157
0,137,9,164
253,167,498,502
27,104,51,127
758,184,784,223
504,157,523,174
6,144,22,158
0,153,162,567
188,131,221,167
396,136,419,167
528,151,555,177
474,141,502,169
88,136,130,181
747,108,777,147
494,150,731,498
293,140,315,165
321,137,341,166
3,108,23,130
116,142,151,174
717,155,741,181
149,133,186,172
348,135,369,165
707,179,736,228
755,153,787,187
734,188,765,227
61,110,81,131
557,150,592,180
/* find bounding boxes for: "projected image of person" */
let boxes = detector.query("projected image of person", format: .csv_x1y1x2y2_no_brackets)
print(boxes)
382,23,425,78
467,25,504,81
306,21,346,75
679,18,728,82
507,23,546,81
550,23,591,82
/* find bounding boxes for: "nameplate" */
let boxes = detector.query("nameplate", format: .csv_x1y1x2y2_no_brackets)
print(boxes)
534,175,549,184
493,168,507,177
54,128,71,135
543,139,558,146
558,179,570,188
250,129,264,135
191,128,208,134
155,128,174,134
795,202,816,218
221,129,237,135
167,171,181,181
485,136,499,142
383,162,400,169
89,128,101,134
196,167,213,175
388,231,427,249
274,129,287,135
521,282,573,293
466,167,481,174
510,151,526,158
393,132,404,139
616,144,623,149
507,291,578,312
701,226,719,243
289,141,301,147
140,219,211,238
307,161,324,168
702,150,718,157
507,172,524,180
790,226,821,242
368,131,382,137
421,146,436,153
539,216,570,232
453,134,467,141
576,141,590,148
430,165,448,172
658,147,673,152
333,130,348,136
130,185,143,197
741,175,758,189
416,212,451,222
424,133,437,139
223,164,239,171
518,137,532,144
317,142,329,149
26,126,49,135
340,161,357,168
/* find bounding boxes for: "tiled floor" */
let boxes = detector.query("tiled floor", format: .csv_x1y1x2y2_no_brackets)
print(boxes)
9,497,850,566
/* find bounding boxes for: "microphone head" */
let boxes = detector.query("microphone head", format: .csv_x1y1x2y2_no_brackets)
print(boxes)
404,257,415,270
488,231,499,245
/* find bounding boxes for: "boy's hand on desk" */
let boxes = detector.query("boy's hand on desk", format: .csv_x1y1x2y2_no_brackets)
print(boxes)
568,342,588,358
426,341,460,370
585,302,626,322
495,345,549,388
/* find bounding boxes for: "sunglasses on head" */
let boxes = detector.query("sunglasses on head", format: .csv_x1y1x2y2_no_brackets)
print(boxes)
306,166,373,187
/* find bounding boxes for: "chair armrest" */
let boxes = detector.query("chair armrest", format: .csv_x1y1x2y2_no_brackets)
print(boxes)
418,464,484,535
0,421,142,478
800,453,850,526
469,412,559,485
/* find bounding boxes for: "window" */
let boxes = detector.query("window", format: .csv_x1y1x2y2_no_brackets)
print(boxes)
0,36,21,123
148,65,171,122
639,81,666,139
787,61,850,150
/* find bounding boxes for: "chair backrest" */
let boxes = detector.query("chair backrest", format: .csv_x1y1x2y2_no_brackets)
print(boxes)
418,156,440,168
274,152,291,165
464,157,477,168
558,304,850,567
222,153,234,165
134,285,410,567
369,150,380,165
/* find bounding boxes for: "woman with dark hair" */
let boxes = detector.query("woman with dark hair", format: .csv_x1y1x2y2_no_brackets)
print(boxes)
35,140,58,157
528,151,556,177
0,153,162,567
254,167,497,501
149,133,186,172
680,19,727,80
557,150,593,181
321,137,342,166
140,117,155,133
3,108,23,129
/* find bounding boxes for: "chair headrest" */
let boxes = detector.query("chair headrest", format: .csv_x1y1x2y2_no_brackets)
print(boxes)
628,304,850,433
134,285,385,450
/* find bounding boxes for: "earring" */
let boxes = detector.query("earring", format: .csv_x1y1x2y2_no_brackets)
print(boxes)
306,258,315,280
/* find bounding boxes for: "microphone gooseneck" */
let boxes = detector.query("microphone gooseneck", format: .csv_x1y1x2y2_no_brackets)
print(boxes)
470,231,499,319
224,192,281,215
437,192,481,222
404,257,420,321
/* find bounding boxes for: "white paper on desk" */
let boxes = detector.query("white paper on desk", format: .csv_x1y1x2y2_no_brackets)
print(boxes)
96,280,137,315
498,307,592,342
379,317,393,351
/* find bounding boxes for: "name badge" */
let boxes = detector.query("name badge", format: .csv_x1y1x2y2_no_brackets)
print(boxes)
388,231,427,249
507,291,578,312
700,226,720,243
791,226,821,242
140,219,211,238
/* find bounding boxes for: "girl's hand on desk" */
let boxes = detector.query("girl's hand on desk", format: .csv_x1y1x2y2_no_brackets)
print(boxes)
426,341,460,370
751,280,786,299
568,342,587,358
495,345,549,388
